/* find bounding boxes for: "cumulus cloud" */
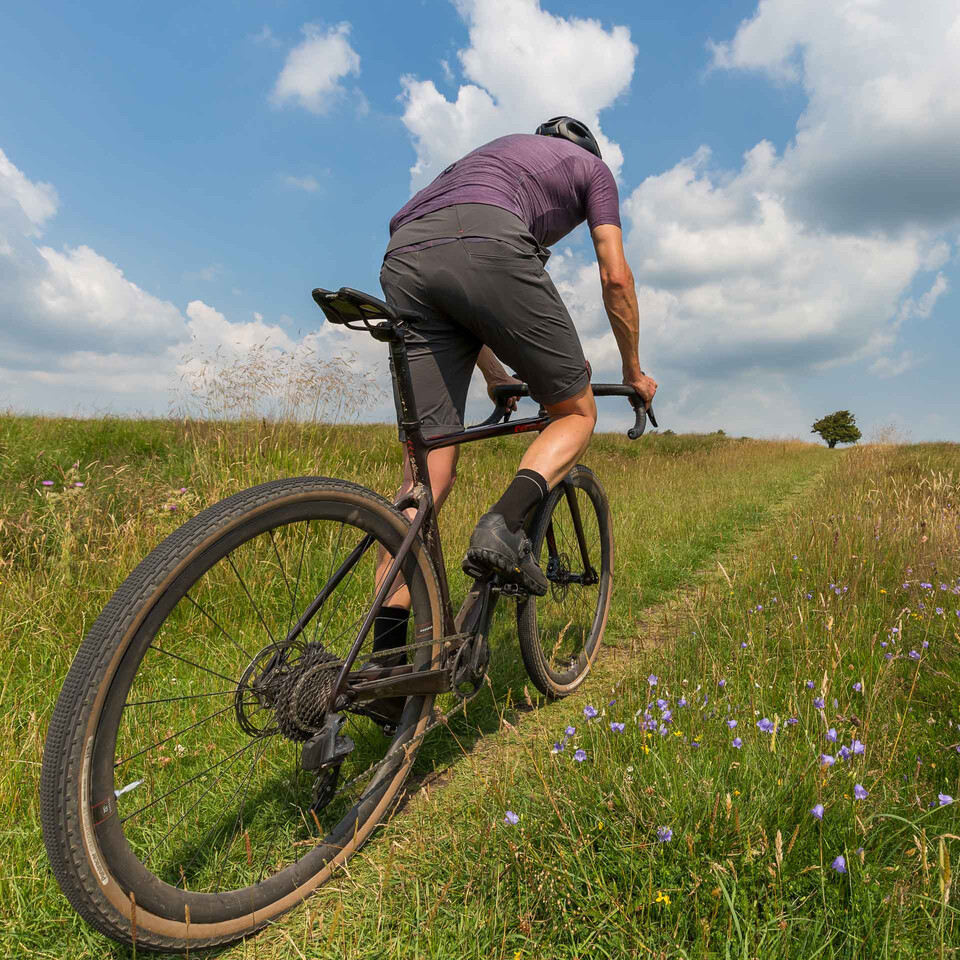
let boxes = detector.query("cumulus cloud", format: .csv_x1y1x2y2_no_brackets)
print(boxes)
399,0,636,190
529,0,960,429
0,147,386,416
272,22,361,115
709,0,960,234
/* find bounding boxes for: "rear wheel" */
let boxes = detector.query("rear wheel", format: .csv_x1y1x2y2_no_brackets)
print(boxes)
41,477,442,952
517,464,613,698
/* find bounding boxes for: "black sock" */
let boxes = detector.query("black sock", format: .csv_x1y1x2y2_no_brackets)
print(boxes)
372,605,410,654
491,469,549,533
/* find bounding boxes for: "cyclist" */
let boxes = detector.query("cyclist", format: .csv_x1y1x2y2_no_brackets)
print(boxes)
372,116,657,662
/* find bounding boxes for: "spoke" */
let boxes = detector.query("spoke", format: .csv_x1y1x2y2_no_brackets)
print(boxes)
227,552,280,653
143,735,256,865
120,734,268,824
115,702,239,769
312,523,347,644
289,520,310,635
268,528,296,610
214,736,273,892
146,644,240,686
183,592,253,661
314,532,380,654
125,689,234,707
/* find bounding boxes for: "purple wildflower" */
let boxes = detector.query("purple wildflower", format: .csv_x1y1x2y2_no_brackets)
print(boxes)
584,705,598,719
939,794,954,806
831,855,847,874
811,803,824,820
678,697,687,708
854,784,868,800
727,719,738,729
851,739,865,756
610,721,625,733
504,810,519,825
814,697,825,710
565,726,576,737
656,826,673,843
41,480,54,487
826,728,837,742
757,718,774,733
821,754,835,767
853,682,862,692
806,680,815,690
551,741,564,754
718,679,726,688
838,745,851,761
909,650,920,660
732,737,743,749
648,675,658,687
662,710,673,723
74,481,84,487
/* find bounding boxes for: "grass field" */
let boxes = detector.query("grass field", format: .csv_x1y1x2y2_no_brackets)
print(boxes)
1,414,957,958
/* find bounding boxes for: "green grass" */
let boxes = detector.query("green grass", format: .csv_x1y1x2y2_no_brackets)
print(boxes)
279,442,960,960
1,412,916,958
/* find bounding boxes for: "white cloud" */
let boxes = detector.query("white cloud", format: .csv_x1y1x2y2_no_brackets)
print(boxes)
566,0,960,419
399,0,636,190
272,22,361,115
870,351,915,379
709,0,960,234
283,174,321,193
0,147,58,233
0,147,382,415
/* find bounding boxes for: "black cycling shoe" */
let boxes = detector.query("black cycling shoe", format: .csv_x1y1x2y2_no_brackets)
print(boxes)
462,512,549,596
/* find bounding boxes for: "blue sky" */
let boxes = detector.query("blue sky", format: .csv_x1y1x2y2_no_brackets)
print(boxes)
1,0,957,441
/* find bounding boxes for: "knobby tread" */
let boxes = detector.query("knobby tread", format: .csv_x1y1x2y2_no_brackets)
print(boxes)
41,476,439,953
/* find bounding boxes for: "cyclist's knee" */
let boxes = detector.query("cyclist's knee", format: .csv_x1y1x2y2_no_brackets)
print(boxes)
545,384,597,428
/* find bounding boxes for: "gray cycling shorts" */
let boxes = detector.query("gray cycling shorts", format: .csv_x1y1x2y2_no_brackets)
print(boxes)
379,204,589,439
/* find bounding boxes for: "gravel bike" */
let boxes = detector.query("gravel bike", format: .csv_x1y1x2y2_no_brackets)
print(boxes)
41,285,655,952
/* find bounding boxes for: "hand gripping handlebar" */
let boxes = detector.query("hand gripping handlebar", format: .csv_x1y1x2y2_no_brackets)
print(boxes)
485,383,658,439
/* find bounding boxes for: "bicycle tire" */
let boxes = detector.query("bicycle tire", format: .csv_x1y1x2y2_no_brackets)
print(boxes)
517,464,613,698
41,476,442,953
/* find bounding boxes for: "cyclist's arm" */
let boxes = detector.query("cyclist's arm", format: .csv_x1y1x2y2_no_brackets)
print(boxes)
477,345,522,409
591,223,657,408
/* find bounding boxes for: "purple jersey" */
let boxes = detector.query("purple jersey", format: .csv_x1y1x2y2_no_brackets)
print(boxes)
389,134,620,248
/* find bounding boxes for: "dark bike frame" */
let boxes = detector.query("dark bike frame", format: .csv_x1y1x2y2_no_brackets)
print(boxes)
302,289,655,710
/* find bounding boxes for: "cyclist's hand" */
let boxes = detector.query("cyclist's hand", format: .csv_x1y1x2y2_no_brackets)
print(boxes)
487,375,524,412
624,372,657,411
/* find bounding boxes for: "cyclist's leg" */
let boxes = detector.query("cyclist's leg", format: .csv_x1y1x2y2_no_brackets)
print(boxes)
518,383,597,487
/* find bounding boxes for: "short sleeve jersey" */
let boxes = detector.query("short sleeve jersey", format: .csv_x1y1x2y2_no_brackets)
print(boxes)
389,134,620,249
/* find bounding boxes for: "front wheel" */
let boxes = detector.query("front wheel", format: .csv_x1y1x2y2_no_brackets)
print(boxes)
41,477,442,953
517,464,613,698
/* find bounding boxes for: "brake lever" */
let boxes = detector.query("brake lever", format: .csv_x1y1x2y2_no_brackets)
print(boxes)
477,403,512,427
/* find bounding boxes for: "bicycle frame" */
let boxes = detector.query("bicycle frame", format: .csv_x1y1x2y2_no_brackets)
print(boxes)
294,299,653,709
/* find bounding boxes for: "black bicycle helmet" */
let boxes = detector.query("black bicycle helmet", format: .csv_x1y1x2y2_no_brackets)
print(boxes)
534,116,602,159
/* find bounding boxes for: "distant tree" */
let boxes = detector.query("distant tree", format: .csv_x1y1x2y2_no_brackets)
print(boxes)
811,410,862,448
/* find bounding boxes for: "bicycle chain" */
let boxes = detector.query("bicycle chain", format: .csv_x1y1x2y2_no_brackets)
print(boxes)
264,631,478,804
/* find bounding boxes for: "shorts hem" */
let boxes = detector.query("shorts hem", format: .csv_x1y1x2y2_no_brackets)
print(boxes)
531,369,590,408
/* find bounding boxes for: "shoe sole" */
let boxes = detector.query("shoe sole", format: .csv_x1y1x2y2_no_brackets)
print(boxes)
463,546,548,597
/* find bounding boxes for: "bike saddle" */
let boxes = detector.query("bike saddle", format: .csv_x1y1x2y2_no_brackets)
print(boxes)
312,286,397,325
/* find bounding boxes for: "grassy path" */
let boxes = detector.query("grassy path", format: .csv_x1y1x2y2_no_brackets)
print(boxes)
251,443,959,960
1,418,834,957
